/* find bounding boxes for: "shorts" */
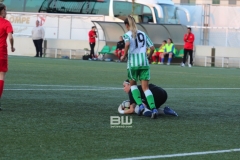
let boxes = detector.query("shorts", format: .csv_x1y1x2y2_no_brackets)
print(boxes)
154,52,163,56
128,68,150,81
115,49,124,56
0,59,8,72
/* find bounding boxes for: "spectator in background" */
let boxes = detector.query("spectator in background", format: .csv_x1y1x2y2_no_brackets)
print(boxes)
152,40,166,64
32,20,45,57
88,26,97,59
115,36,125,60
160,38,175,65
181,27,195,67
0,3,15,110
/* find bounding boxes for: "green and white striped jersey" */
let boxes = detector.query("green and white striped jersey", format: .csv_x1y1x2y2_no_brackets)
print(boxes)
123,30,154,70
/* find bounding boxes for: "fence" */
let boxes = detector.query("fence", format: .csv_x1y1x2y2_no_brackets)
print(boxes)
7,12,105,40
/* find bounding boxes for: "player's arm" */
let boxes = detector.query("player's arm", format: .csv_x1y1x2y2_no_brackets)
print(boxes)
171,45,175,53
118,103,135,114
8,33,15,52
188,34,194,43
7,22,15,52
122,41,129,60
121,34,130,61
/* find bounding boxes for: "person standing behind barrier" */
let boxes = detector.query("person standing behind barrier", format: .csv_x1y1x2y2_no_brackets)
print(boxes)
32,20,45,57
181,27,194,67
88,26,97,59
160,38,175,65
0,3,15,110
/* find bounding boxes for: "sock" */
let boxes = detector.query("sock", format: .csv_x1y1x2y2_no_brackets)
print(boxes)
159,57,161,62
144,89,156,110
168,58,172,63
152,56,156,62
161,58,164,63
0,80,4,98
131,85,142,105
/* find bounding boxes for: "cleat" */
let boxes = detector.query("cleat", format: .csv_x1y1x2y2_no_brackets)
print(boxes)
143,110,152,117
151,62,157,64
181,63,185,67
157,62,161,64
167,63,170,65
188,64,192,67
164,106,178,116
138,104,145,116
151,108,158,119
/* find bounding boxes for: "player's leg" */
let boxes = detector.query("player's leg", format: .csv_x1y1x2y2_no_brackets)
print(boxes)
140,69,158,119
181,49,188,67
156,52,162,64
128,69,142,105
156,90,178,116
151,52,156,64
167,52,173,65
189,49,193,67
89,43,94,59
0,59,7,111
121,49,125,60
161,52,166,64
38,39,43,57
114,49,119,60
128,69,145,115
33,40,38,57
118,50,122,60
135,105,152,117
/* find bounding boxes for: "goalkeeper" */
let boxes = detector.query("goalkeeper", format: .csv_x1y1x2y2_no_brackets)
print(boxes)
119,79,178,117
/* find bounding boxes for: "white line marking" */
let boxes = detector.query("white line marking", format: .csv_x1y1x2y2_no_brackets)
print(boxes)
4,84,240,90
6,84,98,88
111,148,240,160
4,88,121,91
165,88,240,90
4,88,240,91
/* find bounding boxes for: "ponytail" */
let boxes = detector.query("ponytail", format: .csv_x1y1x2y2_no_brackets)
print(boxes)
124,15,138,39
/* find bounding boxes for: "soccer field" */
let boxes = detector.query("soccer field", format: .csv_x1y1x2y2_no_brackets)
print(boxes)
0,56,240,160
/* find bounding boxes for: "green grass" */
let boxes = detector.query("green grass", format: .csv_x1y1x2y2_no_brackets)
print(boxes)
0,56,240,160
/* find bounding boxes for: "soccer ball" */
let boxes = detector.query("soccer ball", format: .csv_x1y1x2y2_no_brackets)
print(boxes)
121,100,130,110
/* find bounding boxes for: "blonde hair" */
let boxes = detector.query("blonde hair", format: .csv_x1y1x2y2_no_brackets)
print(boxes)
124,15,138,39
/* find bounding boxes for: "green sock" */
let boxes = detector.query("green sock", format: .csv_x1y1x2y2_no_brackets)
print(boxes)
144,89,156,110
131,86,142,105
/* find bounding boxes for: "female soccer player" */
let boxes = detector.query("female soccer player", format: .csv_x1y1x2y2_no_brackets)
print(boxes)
151,40,167,64
118,80,178,117
120,15,158,119
161,38,175,65
0,4,15,110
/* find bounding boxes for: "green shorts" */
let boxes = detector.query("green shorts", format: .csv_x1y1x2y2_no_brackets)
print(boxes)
127,68,150,81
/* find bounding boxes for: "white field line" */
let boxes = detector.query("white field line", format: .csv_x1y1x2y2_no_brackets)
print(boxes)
111,148,240,160
4,88,121,91
4,88,240,91
4,84,240,90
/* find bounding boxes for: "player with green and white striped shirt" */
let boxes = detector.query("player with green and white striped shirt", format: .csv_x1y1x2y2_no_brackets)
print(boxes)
120,15,158,119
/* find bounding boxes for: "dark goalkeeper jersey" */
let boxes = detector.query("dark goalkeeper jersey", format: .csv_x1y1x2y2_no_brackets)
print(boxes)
128,84,167,109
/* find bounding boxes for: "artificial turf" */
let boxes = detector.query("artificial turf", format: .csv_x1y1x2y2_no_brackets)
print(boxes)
0,56,239,160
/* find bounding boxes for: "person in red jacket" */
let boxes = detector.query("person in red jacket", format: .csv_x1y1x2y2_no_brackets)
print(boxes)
181,27,194,67
0,3,15,110
88,26,97,59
